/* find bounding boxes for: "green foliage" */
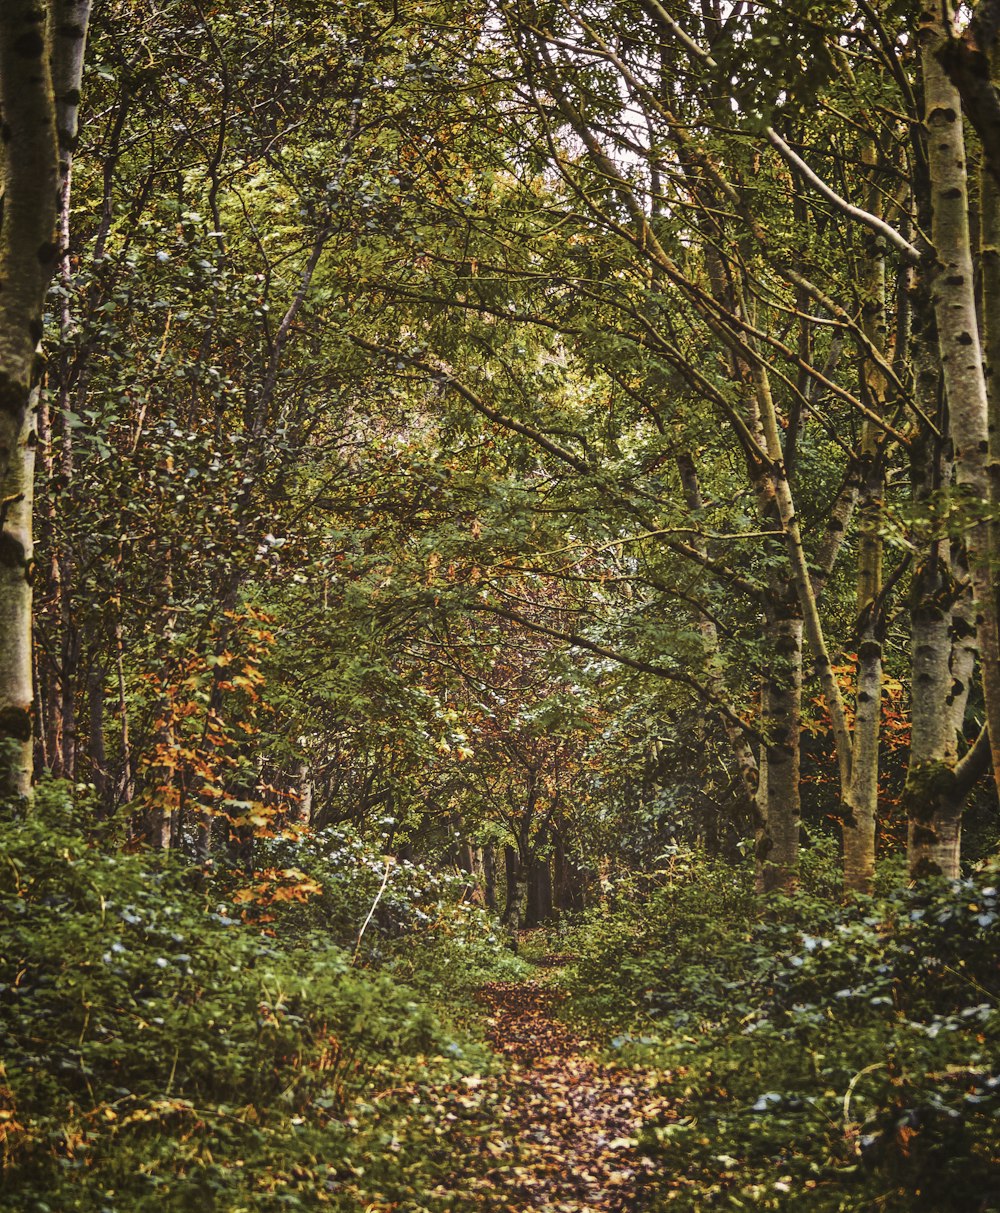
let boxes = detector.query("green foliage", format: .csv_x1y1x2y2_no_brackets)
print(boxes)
237,825,527,995
558,849,1000,1211
0,786,511,1210
11,0,1000,1202
559,852,756,1030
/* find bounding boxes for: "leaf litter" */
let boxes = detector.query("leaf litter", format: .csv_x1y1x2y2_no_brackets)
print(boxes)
458,979,673,1210
330,969,675,1210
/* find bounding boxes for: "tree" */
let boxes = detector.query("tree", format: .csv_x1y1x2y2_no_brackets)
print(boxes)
0,2,91,800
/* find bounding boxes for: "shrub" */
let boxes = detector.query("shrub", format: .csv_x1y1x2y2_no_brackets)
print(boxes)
0,785,496,1211
557,847,1000,1211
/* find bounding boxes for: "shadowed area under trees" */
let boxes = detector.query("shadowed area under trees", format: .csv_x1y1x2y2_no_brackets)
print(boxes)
1,1,999,1208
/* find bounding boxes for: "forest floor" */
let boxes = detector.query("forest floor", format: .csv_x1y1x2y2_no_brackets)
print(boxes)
351,948,676,1211
334,946,669,1213
462,974,673,1210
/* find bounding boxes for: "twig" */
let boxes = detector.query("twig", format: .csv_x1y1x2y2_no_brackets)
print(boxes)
353,860,394,964
843,1062,885,1141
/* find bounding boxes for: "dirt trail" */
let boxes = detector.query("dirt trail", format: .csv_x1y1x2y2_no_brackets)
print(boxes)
451,978,671,1211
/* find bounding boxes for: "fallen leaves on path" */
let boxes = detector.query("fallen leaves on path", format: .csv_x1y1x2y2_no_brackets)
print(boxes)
440,980,673,1210
329,977,673,1210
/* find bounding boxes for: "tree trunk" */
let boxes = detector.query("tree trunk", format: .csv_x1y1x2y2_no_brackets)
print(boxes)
483,841,497,911
36,390,63,777
552,831,574,913
526,855,552,927
903,553,960,876
921,8,1000,805
844,629,881,890
755,605,803,894
502,842,528,932
292,760,313,826
0,390,38,801
87,658,107,811
0,13,59,800
907,795,963,878
113,606,134,807
844,201,887,893
58,591,79,781
0,3,91,800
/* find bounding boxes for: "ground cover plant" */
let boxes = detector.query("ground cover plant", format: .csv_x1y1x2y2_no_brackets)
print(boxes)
0,786,513,1211
558,848,1000,1210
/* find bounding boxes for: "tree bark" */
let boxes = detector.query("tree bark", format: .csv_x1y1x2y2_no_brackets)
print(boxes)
87,657,107,810
843,178,888,894
904,546,962,876
483,841,497,911
921,7,1000,806
502,842,527,935
292,760,313,826
0,12,59,799
526,854,552,926
0,2,91,800
755,605,803,894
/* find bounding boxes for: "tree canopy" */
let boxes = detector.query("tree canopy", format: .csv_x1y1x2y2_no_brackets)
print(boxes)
1,2,999,1209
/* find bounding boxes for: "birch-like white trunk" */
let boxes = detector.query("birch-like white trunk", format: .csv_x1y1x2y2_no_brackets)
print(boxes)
0,390,38,798
0,2,90,800
921,9,1000,814
844,187,887,893
903,336,976,878
0,11,59,799
906,556,965,878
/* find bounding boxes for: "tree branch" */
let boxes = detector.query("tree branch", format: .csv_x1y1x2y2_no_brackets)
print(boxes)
764,127,923,264
473,601,761,742
955,723,993,796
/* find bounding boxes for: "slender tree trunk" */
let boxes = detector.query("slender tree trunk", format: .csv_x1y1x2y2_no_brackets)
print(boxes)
36,389,63,775
50,149,79,783
981,47,1000,792
846,621,882,891
113,606,133,806
553,830,568,913
58,594,78,781
901,344,986,877
0,3,90,800
87,658,107,811
483,840,497,911
526,854,552,926
0,388,38,800
31,636,47,777
502,842,527,932
292,760,313,826
752,362,854,793
741,350,843,895
904,544,962,876
0,15,59,799
755,603,803,894
843,192,888,893
921,8,1000,803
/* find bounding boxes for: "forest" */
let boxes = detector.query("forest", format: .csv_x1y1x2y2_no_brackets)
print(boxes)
1,0,999,1208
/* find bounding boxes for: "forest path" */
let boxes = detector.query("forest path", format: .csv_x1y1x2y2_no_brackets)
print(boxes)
435,972,672,1211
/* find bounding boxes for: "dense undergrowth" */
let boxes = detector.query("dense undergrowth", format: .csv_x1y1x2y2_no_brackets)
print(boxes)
557,841,1000,1211
0,786,522,1211
5,790,999,1211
